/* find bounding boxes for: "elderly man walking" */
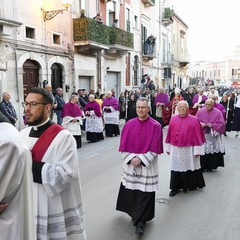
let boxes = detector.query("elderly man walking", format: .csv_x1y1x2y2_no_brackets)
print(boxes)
165,101,206,196
102,91,120,137
196,99,225,172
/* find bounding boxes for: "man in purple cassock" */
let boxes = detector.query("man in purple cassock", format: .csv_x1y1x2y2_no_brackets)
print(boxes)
61,94,84,148
102,91,120,137
165,101,206,196
196,99,225,172
192,88,208,108
208,94,226,120
84,94,104,142
116,97,163,236
154,87,169,127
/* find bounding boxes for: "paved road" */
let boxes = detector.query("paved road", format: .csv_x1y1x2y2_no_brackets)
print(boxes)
78,124,240,240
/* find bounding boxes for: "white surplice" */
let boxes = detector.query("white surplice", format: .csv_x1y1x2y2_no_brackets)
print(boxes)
20,127,87,240
121,152,159,192
165,143,205,172
0,122,35,240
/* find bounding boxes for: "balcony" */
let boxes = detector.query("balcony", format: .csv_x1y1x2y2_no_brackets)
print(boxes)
162,7,174,27
73,17,134,54
142,0,155,7
108,26,134,53
179,54,190,67
142,35,157,61
73,18,110,54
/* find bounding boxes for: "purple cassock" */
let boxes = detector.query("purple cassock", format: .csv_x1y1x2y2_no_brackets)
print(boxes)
165,114,206,147
196,107,225,134
84,101,102,117
154,93,170,107
102,97,119,110
119,116,163,154
214,103,226,120
192,94,208,105
61,102,83,118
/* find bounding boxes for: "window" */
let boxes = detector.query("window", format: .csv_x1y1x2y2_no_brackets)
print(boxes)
53,34,61,45
141,24,147,54
26,26,35,39
126,8,131,31
126,8,130,21
134,15,138,29
162,37,167,63
133,55,139,86
172,32,176,43
180,37,184,54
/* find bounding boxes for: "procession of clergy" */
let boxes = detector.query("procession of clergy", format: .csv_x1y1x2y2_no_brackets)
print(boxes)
63,88,228,178
62,88,230,196
1,85,238,239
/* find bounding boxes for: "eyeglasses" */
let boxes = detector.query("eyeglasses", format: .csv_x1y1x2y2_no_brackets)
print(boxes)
136,106,148,109
22,101,48,108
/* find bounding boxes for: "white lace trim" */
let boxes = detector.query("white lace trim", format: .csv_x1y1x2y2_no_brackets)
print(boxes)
204,133,225,154
165,143,204,172
85,114,103,133
103,110,119,124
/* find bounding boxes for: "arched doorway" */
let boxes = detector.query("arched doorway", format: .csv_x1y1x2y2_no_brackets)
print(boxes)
23,60,40,99
51,63,63,94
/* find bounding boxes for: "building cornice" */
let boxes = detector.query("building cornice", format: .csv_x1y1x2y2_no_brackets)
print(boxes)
173,12,188,29
0,18,22,27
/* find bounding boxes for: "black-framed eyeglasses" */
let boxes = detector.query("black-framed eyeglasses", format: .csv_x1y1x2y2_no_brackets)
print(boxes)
22,101,48,108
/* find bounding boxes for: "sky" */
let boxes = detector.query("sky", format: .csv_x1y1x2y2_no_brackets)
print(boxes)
169,0,240,61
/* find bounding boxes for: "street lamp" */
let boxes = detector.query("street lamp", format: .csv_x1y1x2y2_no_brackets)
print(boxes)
41,0,71,21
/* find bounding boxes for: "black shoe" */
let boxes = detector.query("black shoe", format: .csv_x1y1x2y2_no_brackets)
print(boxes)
135,222,145,236
169,190,178,196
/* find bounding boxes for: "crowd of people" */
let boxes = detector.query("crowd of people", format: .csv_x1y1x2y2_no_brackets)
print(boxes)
1,83,240,239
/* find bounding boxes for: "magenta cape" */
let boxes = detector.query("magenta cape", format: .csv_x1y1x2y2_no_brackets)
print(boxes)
119,117,163,154
102,97,119,110
165,114,205,147
196,107,225,134
192,94,208,105
84,101,102,117
61,102,83,118
214,103,226,120
154,93,170,107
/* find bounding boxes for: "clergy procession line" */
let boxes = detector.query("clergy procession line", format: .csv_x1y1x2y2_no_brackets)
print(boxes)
0,84,240,239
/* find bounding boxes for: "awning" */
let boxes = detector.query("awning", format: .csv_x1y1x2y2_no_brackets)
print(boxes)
231,82,240,87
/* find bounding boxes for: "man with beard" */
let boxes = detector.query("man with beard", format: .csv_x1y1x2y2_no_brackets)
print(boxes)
20,87,86,240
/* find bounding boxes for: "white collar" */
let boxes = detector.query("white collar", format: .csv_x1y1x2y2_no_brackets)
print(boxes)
32,118,50,130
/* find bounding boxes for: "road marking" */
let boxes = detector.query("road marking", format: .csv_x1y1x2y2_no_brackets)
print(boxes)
84,152,99,159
